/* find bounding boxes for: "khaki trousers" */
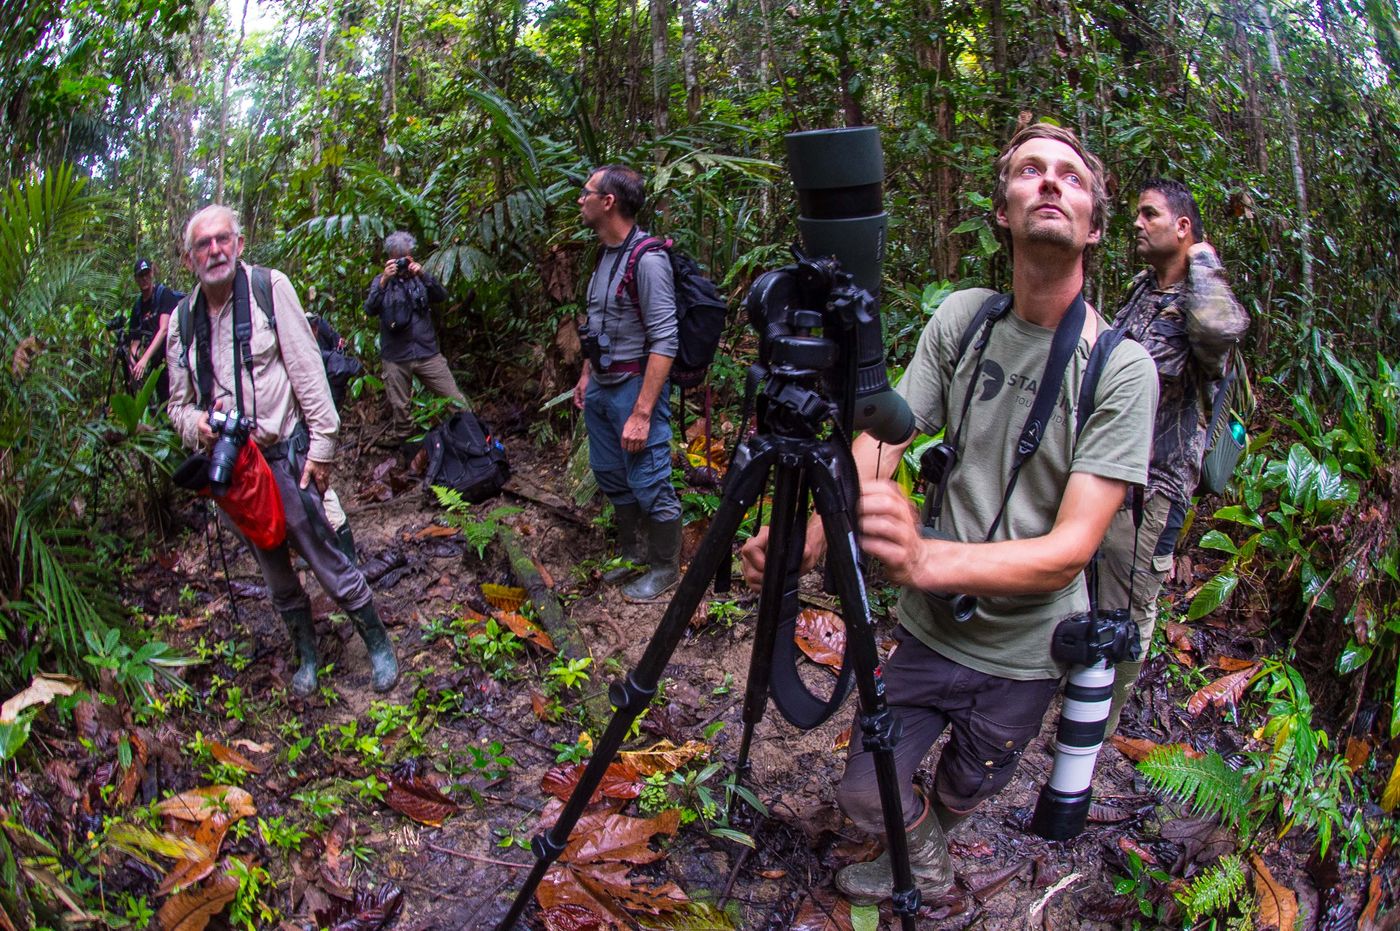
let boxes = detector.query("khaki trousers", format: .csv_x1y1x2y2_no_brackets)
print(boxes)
382,353,467,440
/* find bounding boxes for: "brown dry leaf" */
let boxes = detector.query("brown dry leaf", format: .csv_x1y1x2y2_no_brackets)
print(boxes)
156,786,255,822
788,889,855,930
535,807,688,921
616,740,711,777
497,611,556,652
531,690,555,722
319,814,354,899
540,762,644,803
794,609,845,672
1251,855,1298,931
1186,664,1260,717
413,524,459,540
832,726,851,752
1381,756,1400,812
1,673,81,722
482,584,527,612
1359,875,1383,929
1165,622,1194,652
312,882,404,930
965,858,1033,902
114,731,149,807
229,739,271,754
157,815,229,896
758,868,787,880
1215,655,1258,672
562,809,682,865
1117,836,1157,864
11,336,43,378
207,741,263,775
1345,737,1372,773
1110,735,1162,762
541,903,608,931
156,865,239,931
384,772,459,826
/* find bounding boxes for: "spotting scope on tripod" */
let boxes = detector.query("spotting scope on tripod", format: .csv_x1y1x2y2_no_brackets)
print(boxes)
497,126,925,929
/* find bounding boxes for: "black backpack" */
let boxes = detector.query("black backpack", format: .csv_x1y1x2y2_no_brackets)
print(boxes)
618,236,729,389
423,411,511,504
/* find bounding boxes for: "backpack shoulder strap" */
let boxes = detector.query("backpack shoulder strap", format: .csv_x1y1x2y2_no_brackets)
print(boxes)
618,236,671,307
176,295,192,348
250,265,277,331
1075,324,1136,437
956,292,1012,362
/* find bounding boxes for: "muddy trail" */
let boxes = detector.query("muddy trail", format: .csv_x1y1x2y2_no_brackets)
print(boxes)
19,404,1374,931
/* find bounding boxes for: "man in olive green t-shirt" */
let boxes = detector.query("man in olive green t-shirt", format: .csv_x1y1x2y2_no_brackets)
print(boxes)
741,123,1159,906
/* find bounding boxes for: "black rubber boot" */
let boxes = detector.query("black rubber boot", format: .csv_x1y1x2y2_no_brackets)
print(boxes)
348,602,400,692
602,503,646,583
336,524,358,565
622,517,682,602
835,792,955,905
281,608,320,698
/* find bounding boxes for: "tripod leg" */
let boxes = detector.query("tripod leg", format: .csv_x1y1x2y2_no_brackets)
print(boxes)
807,449,921,930
729,465,809,819
497,439,778,931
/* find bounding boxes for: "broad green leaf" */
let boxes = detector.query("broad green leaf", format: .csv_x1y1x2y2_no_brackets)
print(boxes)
1211,505,1263,529
851,904,880,931
1337,639,1372,675
1187,573,1238,621
1285,444,1318,501
1198,530,1238,554
951,218,984,234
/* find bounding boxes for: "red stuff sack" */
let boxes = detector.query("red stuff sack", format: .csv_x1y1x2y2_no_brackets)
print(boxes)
174,441,287,550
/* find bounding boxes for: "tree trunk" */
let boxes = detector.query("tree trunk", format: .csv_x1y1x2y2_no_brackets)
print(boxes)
381,0,404,172
680,0,699,120
650,0,669,133
215,0,251,204
167,0,210,251
1256,0,1315,302
835,0,865,126
310,0,336,214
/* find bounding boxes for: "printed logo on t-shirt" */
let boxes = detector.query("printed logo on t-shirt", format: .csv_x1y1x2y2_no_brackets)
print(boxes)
979,360,1006,401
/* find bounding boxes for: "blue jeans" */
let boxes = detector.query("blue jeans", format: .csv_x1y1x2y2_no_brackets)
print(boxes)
584,375,681,521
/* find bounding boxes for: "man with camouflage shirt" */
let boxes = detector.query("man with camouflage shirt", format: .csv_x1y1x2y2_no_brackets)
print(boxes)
1100,179,1250,736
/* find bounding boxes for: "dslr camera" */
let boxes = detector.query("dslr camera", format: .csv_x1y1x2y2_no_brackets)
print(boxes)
395,256,411,277
207,408,250,497
1049,608,1141,668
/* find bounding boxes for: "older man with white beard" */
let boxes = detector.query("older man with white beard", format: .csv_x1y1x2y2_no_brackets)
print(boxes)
167,204,399,697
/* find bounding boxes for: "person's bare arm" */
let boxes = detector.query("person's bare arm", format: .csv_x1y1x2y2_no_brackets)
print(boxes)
858,471,1126,596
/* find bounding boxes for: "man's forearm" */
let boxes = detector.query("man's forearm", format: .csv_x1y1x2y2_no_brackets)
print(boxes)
631,353,674,418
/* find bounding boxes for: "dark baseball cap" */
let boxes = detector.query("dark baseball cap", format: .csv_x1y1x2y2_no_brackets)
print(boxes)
133,259,153,275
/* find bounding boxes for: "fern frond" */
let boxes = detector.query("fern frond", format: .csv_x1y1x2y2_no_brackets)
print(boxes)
1138,746,1249,826
1175,854,1247,921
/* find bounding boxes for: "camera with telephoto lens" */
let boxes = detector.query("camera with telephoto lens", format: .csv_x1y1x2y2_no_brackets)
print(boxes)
1049,608,1141,668
207,408,249,497
395,256,410,277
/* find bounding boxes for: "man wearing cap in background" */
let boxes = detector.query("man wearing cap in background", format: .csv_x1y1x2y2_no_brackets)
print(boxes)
128,258,183,406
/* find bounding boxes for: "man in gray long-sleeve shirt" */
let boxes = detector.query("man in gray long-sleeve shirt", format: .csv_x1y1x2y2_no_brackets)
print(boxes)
571,164,682,601
365,231,467,447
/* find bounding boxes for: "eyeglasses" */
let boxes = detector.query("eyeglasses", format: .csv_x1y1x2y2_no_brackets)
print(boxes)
580,187,606,200
191,231,236,255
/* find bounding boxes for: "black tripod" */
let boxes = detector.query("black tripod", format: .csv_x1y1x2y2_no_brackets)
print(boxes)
499,292,922,930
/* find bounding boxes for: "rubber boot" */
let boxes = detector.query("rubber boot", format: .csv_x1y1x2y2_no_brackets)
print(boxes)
602,503,646,583
348,602,400,692
1103,658,1145,740
932,798,972,837
336,524,358,565
281,608,320,698
622,517,682,602
835,792,955,906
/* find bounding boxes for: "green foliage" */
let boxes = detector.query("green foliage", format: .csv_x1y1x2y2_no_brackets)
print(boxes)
1174,854,1248,925
1112,850,1171,924
1138,745,1250,826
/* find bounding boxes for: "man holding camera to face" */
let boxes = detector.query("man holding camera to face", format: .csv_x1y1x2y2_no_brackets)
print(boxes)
365,231,467,448
167,205,399,698
741,124,1158,903
572,164,683,602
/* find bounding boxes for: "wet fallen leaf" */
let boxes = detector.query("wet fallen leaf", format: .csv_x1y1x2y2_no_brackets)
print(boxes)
156,786,255,822
758,868,787,879
1345,737,1371,773
384,773,459,826
207,741,262,775
531,690,555,722
540,762,644,803
950,837,995,858
562,809,682,864
832,726,851,752
1252,854,1298,930
497,611,556,652
1088,800,1142,823
1110,735,1161,762
1187,665,1260,716
788,888,855,930
312,881,404,931
1359,874,1384,929
1,673,81,722
412,524,459,540
794,609,846,672
541,903,608,931
616,740,711,777
1163,817,1235,870
157,816,230,895
964,858,1032,902
156,865,239,931
482,584,528,612
1214,655,1258,672
319,814,355,899
1165,622,1193,651
535,808,688,924
1117,836,1157,864
114,731,149,807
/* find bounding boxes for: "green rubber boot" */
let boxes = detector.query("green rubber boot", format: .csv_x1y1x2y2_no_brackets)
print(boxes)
932,798,972,837
835,792,955,906
602,503,646,583
281,608,320,698
622,517,682,602
348,602,400,692
1104,658,1145,741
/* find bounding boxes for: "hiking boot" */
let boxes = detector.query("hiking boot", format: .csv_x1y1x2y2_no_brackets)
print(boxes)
602,503,646,583
281,608,320,698
336,524,358,565
348,602,400,692
622,516,682,602
835,792,955,906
